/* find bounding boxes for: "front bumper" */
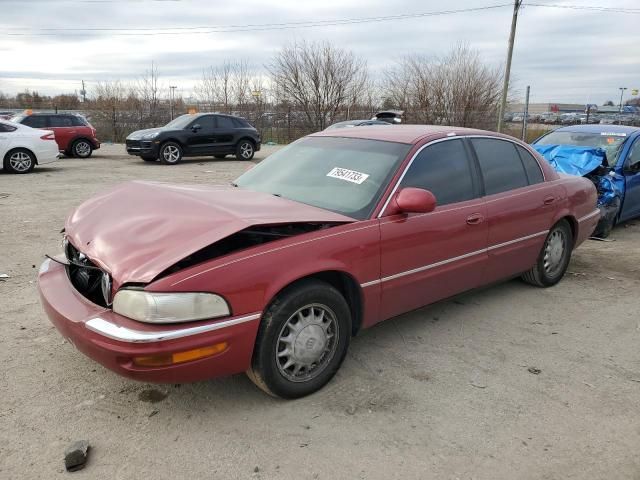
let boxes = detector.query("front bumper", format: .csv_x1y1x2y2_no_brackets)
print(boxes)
38,258,261,383
125,139,158,157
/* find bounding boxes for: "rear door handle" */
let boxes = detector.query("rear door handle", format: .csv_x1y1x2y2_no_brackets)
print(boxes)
543,196,555,205
466,213,485,225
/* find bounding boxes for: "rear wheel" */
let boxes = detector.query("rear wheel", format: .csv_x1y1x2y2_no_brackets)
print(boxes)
247,280,351,398
72,139,93,158
4,149,36,174
235,140,255,160
159,142,182,165
522,219,573,287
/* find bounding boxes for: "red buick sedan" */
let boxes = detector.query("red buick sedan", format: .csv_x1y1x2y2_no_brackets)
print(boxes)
38,126,599,398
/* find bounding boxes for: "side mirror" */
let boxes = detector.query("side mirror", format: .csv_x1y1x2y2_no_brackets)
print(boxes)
391,187,437,215
191,124,202,132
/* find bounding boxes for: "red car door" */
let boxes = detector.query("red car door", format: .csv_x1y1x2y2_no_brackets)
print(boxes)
468,137,560,282
377,138,489,321
47,115,75,151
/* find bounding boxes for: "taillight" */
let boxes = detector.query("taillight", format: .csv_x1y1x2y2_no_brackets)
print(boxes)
40,133,55,141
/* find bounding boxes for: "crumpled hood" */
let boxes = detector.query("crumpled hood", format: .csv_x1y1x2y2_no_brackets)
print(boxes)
65,181,353,285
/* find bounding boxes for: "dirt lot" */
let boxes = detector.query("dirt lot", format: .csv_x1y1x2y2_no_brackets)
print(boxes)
1,143,639,479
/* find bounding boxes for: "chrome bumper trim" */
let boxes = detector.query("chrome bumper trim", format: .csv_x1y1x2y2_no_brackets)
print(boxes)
360,230,549,288
578,209,600,223
85,313,261,343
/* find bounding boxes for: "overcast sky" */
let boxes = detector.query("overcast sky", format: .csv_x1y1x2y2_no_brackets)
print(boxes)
0,0,638,104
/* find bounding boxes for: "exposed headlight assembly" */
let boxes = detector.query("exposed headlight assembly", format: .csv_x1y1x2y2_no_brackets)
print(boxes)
141,132,160,140
112,290,230,324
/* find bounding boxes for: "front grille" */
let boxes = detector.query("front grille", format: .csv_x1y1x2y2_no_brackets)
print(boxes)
126,140,141,149
65,240,110,307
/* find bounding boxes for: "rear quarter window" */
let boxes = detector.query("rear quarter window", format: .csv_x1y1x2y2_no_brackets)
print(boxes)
516,145,544,184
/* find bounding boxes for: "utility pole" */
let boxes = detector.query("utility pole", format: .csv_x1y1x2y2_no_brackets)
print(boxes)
497,0,522,133
169,85,177,120
521,85,530,141
80,80,87,103
619,87,627,114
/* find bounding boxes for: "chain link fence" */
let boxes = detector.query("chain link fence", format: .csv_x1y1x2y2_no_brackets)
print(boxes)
2,101,638,146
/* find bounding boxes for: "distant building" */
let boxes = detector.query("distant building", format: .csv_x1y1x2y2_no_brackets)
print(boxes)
508,103,638,114
508,103,584,114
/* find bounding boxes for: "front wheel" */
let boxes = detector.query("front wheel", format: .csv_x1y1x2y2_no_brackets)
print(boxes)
235,140,255,160
159,142,183,165
247,280,351,398
72,139,93,158
522,219,573,287
4,149,36,174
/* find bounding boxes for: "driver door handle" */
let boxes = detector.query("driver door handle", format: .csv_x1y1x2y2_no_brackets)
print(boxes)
543,195,555,205
466,213,485,225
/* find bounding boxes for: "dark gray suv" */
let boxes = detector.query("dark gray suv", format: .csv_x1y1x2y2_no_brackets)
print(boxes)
125,113,261,164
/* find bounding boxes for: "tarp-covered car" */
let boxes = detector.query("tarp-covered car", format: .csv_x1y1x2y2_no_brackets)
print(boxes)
533,125,640,237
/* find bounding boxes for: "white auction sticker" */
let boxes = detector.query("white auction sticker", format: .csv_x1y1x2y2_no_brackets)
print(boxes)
600,132,627,137
326,167,369,184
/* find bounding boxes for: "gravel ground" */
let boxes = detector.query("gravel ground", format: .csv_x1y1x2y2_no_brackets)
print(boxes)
1,143,639,479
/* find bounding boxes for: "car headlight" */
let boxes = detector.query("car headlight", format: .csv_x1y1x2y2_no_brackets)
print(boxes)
112,290,230,324
141,132,160,140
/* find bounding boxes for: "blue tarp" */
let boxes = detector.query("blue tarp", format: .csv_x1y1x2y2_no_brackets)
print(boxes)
532,143,623,207
532,144,607,176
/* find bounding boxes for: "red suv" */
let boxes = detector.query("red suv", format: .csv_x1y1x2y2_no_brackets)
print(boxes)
13,113,100,158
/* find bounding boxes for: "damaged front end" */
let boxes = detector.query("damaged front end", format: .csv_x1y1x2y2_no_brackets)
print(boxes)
533,144,623,236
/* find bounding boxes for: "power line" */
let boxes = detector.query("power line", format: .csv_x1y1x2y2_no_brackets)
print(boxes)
525,3,640,13
1,5,513,36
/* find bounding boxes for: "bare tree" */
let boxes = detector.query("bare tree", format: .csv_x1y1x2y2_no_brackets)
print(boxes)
137,61,161,118
382,43,502,128
268,41,369,131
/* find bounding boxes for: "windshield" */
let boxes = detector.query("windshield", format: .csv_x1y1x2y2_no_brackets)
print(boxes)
535,131,628,165
164,114,197,129
235,136,410,219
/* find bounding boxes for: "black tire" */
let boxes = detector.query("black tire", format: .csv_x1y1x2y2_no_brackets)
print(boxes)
72,139,93,158
591,198,620,239
4,148,36,174
235,139,255,160
214,154,227,159
141,155,157,162
522,219,573,287
247,279,351,398
159,142,183,165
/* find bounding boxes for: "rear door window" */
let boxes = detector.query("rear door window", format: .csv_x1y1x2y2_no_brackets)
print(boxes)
471,138,529,195
399,139,478,206
48,116,74,127
216,116,236,129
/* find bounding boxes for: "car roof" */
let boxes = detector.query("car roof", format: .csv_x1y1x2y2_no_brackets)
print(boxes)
553,124,640,134
312,124,503,144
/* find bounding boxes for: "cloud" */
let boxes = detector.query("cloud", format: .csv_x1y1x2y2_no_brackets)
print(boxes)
0,0,638,103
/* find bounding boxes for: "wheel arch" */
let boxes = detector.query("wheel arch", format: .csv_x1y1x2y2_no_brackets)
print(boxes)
263,270,364,337
4,146,38,165
237,136,257,147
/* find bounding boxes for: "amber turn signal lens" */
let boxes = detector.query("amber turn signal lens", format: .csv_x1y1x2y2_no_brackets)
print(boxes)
133,342,228,367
